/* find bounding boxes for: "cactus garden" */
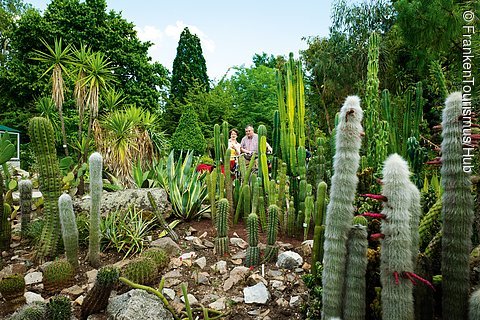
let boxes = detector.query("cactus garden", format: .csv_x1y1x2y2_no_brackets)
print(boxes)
0,0,479,319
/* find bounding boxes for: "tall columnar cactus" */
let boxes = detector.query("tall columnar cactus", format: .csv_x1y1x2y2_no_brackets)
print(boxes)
214,124,221,168
81,266,119,320
303,189,314,241
245,213,260,267
19,180,33,237
312,181,327,276
28,117,62,261
224,148,233,218
343,216,368,320
214,198,229,256
380,154,415,320
58,194,79,269
408,181,421,268
206,169,218,221
469,288,480,320
419,199,442,250
441,92,474,320
271,110,281,179
258,133,269,193
264,204,280,262
87,152,103,267
0,202,11,251
322,96,363,319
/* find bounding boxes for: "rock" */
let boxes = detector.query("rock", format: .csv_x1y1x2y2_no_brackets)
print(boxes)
0,263,27,279
230,237,248,249
270,280,286,291
300,240,313,256
179,252,197,260
193,272,210,285
24,291,45,304
276,297,289,307
266,269,283,279
231,259,242,265
209,297,226,311
150,237,181,256
164,269,182,278
203,240,214,248
289,295,302,307
285,273,297,283
162,288,175,300
74,188,171,217
277,241,293,250
223,266,250,291
164,278,181,287
61,284,84,298
276,251,303,270
107,289,173,320
24,271,42,285
231,250,246,259
247,273,268,286
74,295,84,306
211,261,228,274
194,257,207,269
243,282,270,304
86,269,98,284
180,293,198,306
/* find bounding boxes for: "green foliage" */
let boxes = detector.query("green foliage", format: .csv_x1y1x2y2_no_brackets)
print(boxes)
58,194,79,269
45,295,71,320
122,256,157,285
24,218,45,246
42,260,74,293
301,262,324,320
0,133,15,165
171,106,206,155
0,274,25,300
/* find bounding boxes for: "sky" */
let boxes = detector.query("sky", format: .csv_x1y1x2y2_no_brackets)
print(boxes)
26,1,333,81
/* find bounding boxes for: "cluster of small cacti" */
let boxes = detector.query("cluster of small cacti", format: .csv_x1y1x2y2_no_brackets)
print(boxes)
87,152,103,267
19,179,33,237
214,198,229,255
58,194,79,268
141,247,169,271
9,301,46,320
245,213,260,267
42,259,75,292
263,204,279,262
81,265,119,319
121,256,157,285
45,295,72,320
28,117,62,261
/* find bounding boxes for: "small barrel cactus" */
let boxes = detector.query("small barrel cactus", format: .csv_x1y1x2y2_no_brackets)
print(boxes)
9,301,46,320
45,295,72,320
0,273,26,301
42,259,74,292
214,198,230,256
245,213,260,267
19,179,33,237
121,256,157,285
58,194,79,269
141,247,170,271
81,265,119,319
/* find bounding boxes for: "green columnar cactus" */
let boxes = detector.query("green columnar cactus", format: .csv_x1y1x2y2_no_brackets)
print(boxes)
303,194,314,241
28,117,62,261
19,180,33,237
419,199,442,250
322,96,363,319
214,198,229,255
218,167,225,198
245,213,260,267
469,288,480,320
142,247,169,271
430,60,448,100
214,124,221,168
264,204,280,262
243,185,251,220
408,182,421,267
287,200,296,237
259,135,269,193
45,295,72,320
147,191,179,242
0,202,11,251
297,146,307,180
277,162,287,209
343,217,368,320
58,194,79,269
441,92,474,320
312,181,327,277
380,154,415,320
43,259,74,292
122,257,157,285
224,148,233,218
272,110,281,179
221,121,229,152
296,179,307,234
207,169,218,221
258,195,266,233
251,178,260,215
81,265,120,320
87,152,102,267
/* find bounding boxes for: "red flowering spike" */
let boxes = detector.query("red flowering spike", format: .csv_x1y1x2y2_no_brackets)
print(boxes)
403,272,417,285
361,212,386,219
370,233,385,241
405,272,436,291
425,158,442,165
361,194,388,202
393,271,399,285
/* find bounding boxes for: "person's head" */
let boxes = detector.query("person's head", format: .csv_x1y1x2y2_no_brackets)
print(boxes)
244,125,254,138
229,128,239,140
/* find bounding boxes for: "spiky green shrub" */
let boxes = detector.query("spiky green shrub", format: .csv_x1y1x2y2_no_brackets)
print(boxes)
214,198,229,255
141,247,169,271
42,259,74,292
45,295,71,320
87,152,103,268
322,96,363,319
264,204,280,262
19,180,33,237
171,106,206,155
441,92,474,320
0,274,25,301
28,117,62,262
343,217,368,320
81,265,119,320
9,301,46,320
58,194,79,269
121,256,157,285
245,213,260,267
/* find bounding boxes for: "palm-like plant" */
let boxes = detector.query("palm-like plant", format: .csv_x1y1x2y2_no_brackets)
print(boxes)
32,38,72,155
101,88,126,113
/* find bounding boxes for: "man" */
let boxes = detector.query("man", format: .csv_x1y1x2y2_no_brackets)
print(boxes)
240,125,272,158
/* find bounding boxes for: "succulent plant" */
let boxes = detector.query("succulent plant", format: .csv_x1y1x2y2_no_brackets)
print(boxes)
245,213,260,267
121,256,157,285
58,194,79,269
81,265,119,320
264,204,280,262
87,152,103,268
1,202,12,251
9,301,46,320
45,295,72,320
0,274,26,301
42,259,74,292
214,198,229,256
141,247,169,271
18,180,33,237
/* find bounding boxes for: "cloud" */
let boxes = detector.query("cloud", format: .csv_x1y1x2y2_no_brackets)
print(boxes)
134,25,163,43
164,20,215,53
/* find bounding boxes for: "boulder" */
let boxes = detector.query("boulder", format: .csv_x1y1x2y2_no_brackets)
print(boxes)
243,282,270,304
276,251,303,270
107,289,173,320
73,188,171,216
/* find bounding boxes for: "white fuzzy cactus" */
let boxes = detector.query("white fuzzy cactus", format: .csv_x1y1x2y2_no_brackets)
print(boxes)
87,152,103,267
59,193,79,268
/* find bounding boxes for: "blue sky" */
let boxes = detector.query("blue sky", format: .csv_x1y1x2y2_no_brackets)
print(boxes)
27,1,333,81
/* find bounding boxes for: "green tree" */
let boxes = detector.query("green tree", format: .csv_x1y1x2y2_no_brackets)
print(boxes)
165,27,209,132
171,106,206,155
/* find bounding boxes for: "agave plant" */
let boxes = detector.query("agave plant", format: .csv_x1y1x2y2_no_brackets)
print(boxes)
155,150,208,221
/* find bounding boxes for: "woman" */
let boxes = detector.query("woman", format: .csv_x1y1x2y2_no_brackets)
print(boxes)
228,129,241,170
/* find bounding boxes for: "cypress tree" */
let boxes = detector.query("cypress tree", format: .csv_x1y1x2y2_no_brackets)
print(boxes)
171,106,206,155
